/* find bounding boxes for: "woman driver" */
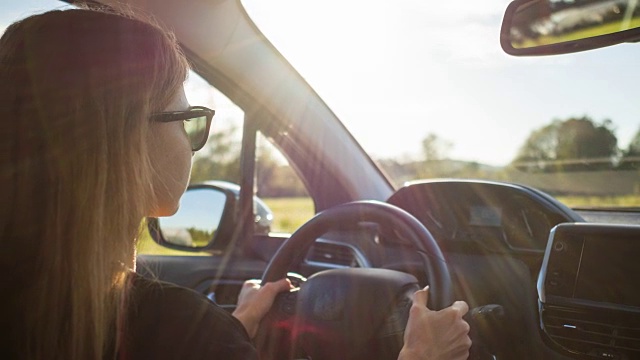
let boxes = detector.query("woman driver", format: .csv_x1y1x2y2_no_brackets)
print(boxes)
0,8,470,360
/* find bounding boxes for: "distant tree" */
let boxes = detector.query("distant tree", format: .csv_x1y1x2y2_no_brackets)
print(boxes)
255,148,278,196
256,164,308,198
626,128,640,156
619,127,640,169
513,116,619,171
416,133,453,178
421,133,452,162
190,126,241,183
187,227,215,246
255,142,308,198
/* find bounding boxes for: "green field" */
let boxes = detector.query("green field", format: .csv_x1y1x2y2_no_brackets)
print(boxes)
262,197,315,234
556,195,640,208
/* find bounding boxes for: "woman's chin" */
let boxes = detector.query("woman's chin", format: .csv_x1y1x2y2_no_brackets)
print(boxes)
148,203,180,218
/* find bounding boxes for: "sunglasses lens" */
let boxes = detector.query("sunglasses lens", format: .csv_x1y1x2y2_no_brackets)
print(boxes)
183,114,208,150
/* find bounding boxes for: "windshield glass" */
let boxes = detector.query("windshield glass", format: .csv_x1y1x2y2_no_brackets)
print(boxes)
243,0,640,209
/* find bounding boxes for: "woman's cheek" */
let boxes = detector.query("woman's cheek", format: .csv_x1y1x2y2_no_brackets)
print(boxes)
147,123,193,217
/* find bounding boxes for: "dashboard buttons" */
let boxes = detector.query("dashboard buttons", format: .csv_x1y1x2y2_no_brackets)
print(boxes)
546,269,565,291
548,279,561,288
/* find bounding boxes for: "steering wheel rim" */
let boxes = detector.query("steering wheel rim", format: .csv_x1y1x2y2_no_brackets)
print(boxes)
262,200,452,308
258,201,452,359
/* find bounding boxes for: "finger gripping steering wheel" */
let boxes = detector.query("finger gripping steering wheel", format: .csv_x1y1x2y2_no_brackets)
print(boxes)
257,201,453,360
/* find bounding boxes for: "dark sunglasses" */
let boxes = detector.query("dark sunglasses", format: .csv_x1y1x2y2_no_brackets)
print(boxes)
150,106,215,151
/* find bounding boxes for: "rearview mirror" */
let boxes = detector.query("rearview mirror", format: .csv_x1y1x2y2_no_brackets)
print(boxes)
501,0,640,55
148,185,236,252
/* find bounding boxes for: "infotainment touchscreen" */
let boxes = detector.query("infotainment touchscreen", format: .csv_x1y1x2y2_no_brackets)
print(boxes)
542,224,640,309
574,236,640,307
540,224,640,360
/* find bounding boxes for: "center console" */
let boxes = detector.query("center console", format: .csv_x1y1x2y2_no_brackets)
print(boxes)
538,223,640,359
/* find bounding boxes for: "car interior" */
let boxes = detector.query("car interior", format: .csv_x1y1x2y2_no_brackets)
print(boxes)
5,0,640,359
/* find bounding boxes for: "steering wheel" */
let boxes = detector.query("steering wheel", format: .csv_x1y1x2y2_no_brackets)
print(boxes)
255,201,453,360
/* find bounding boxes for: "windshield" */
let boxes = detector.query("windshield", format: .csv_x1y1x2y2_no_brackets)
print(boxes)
243,0,640,209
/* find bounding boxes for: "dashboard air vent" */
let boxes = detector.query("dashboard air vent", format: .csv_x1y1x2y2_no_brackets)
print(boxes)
306,241,359,267
542,307,640,358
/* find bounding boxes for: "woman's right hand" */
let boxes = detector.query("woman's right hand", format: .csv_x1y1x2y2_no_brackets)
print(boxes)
398,286,472,360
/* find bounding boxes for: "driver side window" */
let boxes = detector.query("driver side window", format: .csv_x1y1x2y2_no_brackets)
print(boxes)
185,72,315,235
137,71,314,255
256,132,314,234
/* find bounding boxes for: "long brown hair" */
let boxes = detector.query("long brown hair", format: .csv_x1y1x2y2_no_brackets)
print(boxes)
0,8,188,359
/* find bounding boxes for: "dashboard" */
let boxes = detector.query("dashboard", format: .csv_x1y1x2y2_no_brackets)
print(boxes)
386,179,582,254
296,180,640,359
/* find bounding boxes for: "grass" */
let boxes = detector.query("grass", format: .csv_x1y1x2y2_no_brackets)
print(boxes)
263,197,315,234
556,195,640,209
136,226,210,256
516,17,640,48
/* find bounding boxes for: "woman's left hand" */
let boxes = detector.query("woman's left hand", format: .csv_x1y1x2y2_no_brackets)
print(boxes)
232,278,293,338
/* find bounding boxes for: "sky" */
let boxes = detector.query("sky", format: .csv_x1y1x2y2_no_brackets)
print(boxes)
241,0,640,166
3,0,639,166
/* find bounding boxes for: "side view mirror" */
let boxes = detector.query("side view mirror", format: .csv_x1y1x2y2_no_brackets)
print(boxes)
147,184,237,252
501,0,640,56
199,180,274,236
